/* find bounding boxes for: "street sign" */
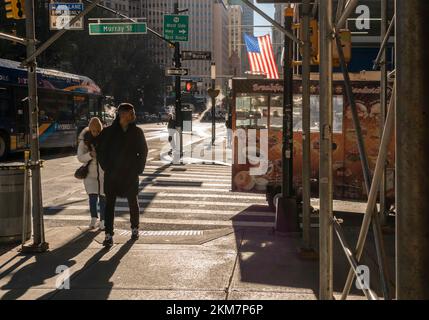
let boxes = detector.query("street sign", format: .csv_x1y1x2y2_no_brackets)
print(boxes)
181,51,212,61
163,14,189,42
166,68,189,77
89,22,147,35
49,3,84,30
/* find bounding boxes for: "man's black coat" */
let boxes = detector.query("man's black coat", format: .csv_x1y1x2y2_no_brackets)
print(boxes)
97,118,148,197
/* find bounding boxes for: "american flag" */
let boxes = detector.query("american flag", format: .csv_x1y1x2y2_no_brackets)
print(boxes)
244,33,279,79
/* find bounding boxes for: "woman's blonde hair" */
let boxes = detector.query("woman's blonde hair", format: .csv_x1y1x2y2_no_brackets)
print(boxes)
89,117,103,131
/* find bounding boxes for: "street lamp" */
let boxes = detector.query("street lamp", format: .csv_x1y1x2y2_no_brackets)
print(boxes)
211,62,216,146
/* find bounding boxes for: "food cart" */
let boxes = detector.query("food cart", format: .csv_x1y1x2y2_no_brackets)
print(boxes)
230,74,395,205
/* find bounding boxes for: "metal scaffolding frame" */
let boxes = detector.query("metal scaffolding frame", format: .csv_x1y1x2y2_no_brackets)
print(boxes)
292,0,398,300
241,0,397,300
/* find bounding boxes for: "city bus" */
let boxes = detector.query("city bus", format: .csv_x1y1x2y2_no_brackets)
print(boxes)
0,58,104,160
230,73,395,207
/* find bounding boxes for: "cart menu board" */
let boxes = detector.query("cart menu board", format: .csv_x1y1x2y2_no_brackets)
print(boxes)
231,78,395,203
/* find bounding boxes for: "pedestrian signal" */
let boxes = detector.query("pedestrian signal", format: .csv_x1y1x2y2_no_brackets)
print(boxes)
185,81,196,93
4,0,25,19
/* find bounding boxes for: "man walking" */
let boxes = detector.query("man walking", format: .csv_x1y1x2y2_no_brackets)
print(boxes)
97,103,148,247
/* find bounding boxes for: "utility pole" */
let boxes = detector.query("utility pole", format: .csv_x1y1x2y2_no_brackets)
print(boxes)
23,0,48,253
319,0,333,300
174,1,183,160
396,0,429,300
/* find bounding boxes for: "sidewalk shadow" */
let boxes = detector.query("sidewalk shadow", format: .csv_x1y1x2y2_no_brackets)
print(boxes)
231,226,319,297
229,207,395,299
0,230,99,300
47,240,135,300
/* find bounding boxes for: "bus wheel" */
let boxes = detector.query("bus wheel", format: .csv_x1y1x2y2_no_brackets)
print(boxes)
0,133,10,161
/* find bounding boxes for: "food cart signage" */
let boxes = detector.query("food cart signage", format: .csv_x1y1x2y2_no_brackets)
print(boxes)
233,79,284,94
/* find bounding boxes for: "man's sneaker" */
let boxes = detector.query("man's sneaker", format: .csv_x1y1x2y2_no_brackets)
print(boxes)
131,228,140,241
89,217,98,229
99,220,105,231
103,234,113,247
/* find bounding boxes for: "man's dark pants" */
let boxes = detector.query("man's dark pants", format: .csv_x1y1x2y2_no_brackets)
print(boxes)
104,184,140,236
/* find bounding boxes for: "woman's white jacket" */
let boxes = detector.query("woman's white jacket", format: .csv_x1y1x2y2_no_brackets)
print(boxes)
77,128,105,196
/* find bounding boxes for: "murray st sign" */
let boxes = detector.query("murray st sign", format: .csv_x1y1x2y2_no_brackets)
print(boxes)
89,22,147,35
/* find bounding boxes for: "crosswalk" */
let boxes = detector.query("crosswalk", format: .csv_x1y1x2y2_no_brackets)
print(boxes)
44,161,276,229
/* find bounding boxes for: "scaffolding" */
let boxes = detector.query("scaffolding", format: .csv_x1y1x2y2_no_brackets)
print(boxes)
241,0,429,300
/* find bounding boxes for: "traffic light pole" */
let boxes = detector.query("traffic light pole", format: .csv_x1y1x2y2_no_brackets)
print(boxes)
22,0,48,253
211,78,216,146
174,2,183,161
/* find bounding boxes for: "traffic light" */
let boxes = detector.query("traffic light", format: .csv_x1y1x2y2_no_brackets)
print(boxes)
299,19,319,64
333,30,352,67
4,0,25,20
185,81,196,93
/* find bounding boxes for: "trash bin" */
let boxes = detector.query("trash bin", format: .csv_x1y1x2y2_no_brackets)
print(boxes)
0,163,31,244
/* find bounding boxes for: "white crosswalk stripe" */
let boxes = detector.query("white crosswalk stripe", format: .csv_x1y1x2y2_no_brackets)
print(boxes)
45,162,275,229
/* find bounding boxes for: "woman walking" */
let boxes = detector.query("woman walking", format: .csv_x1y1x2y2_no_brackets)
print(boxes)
77,117,106,230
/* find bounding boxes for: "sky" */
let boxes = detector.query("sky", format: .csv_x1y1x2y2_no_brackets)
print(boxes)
253,3,275,37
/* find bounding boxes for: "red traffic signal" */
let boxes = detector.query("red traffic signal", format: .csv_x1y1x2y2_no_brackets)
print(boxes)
185,81,196,93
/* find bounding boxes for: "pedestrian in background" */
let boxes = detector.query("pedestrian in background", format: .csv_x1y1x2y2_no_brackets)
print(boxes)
97,103,148,247
225,114,233,149
77,117,106,230
167,113,176,156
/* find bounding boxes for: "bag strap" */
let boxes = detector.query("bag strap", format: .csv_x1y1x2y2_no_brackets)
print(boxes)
85,159,93,168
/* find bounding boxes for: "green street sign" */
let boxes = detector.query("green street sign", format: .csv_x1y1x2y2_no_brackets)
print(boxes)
163,15,189,42
89,23,147,35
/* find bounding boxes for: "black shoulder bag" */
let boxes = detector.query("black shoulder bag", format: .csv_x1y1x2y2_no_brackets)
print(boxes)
74,159,92,180
75,135,94,180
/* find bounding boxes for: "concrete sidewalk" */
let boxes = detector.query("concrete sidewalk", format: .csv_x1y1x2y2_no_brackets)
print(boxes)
0,223,386,300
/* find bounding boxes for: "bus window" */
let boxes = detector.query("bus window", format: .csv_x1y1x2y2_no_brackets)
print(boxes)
56,95,74,121
235,94,268,129
0,99,11,118
37,91,74,123
90,97,104,119
73,95,89,122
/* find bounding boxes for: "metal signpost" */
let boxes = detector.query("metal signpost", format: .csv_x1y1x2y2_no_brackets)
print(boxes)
168,3,189,162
